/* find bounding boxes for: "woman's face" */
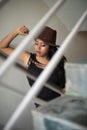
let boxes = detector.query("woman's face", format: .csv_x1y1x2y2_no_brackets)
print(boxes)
34,39,50,57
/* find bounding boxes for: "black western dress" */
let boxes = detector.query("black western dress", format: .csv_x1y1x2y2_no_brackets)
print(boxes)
27,53,65,102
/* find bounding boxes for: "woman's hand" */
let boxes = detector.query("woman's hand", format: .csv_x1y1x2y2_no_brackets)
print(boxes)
16,25,29,36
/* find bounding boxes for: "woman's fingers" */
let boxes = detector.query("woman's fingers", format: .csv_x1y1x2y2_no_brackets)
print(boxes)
17,25,29,35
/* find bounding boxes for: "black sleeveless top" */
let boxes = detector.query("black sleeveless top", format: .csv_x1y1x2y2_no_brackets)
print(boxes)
27,53,65,101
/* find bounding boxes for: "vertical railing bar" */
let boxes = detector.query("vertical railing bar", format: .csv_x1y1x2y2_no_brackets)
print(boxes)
0,0,64,78
3,8,87,130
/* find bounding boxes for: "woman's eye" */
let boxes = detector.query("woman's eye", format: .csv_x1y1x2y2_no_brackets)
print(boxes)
42,44,46,47
35,42,38,45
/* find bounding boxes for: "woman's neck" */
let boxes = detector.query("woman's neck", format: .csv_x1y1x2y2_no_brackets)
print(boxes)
36,55,49,65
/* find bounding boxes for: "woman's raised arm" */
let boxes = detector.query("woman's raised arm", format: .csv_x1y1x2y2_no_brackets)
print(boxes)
0,25,30,67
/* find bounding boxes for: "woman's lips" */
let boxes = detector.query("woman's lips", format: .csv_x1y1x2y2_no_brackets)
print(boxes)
36,51,41,54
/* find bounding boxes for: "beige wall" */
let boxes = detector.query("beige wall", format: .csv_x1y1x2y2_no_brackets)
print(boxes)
65,31,87,61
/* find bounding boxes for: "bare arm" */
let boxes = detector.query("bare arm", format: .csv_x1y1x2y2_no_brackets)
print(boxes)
0,25,30,67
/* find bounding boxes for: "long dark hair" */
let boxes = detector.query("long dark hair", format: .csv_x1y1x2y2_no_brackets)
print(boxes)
48,46,67,62
48,46,67,88
48,46,58,60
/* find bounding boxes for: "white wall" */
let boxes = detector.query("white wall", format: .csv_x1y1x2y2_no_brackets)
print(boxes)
0,0,87,60
0,0,87,129
0,0,68,51
43,0,87,31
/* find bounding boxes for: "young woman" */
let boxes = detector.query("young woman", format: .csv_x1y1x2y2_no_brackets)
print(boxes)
0,25,66,107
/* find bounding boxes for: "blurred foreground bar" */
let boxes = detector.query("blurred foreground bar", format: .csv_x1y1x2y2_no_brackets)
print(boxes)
32,62,87,130
32,95,87,130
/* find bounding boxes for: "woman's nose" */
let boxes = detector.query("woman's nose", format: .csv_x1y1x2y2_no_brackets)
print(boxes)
37,44,41,50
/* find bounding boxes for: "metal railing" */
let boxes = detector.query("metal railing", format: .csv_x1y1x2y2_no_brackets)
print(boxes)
0,0,86,130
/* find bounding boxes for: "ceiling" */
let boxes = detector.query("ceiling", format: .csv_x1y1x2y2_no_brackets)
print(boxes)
43,0,87,31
